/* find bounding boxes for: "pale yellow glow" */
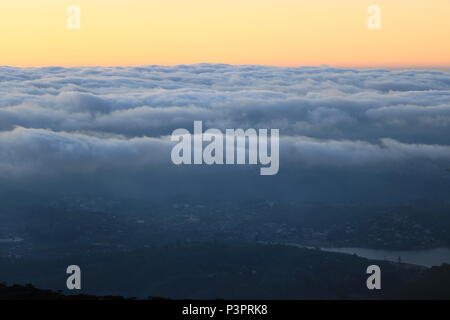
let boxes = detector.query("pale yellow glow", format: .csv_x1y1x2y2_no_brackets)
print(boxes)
0,0,449,67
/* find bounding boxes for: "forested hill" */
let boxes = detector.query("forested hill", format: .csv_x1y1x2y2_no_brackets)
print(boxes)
1,244,450,300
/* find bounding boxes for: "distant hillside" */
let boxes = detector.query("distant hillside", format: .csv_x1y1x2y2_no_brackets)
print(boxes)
399,264,450,299
2,243,450,299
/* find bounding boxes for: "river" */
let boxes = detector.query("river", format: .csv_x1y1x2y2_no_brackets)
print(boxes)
317,246,450,267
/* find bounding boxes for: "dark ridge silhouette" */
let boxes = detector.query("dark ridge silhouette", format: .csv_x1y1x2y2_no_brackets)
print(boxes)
0,283,129,300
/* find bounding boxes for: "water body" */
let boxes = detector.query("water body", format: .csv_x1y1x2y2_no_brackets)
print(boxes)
318,247,450,267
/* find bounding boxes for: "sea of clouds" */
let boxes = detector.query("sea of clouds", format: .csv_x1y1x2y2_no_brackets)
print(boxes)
1,64,450,201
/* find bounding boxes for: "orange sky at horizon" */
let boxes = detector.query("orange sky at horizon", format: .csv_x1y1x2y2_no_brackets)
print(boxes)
1,0,449,68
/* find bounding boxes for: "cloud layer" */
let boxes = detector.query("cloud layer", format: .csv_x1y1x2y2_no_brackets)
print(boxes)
1,64,449,201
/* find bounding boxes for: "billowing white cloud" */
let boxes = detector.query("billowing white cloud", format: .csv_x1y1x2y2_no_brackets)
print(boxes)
0,127,171,178
1,65,449,142
0,64,449,201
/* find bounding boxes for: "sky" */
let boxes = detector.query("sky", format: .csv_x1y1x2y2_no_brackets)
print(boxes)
1,0,449,67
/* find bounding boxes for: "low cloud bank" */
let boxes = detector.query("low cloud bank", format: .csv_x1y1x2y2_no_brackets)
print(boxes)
1,65,449,201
